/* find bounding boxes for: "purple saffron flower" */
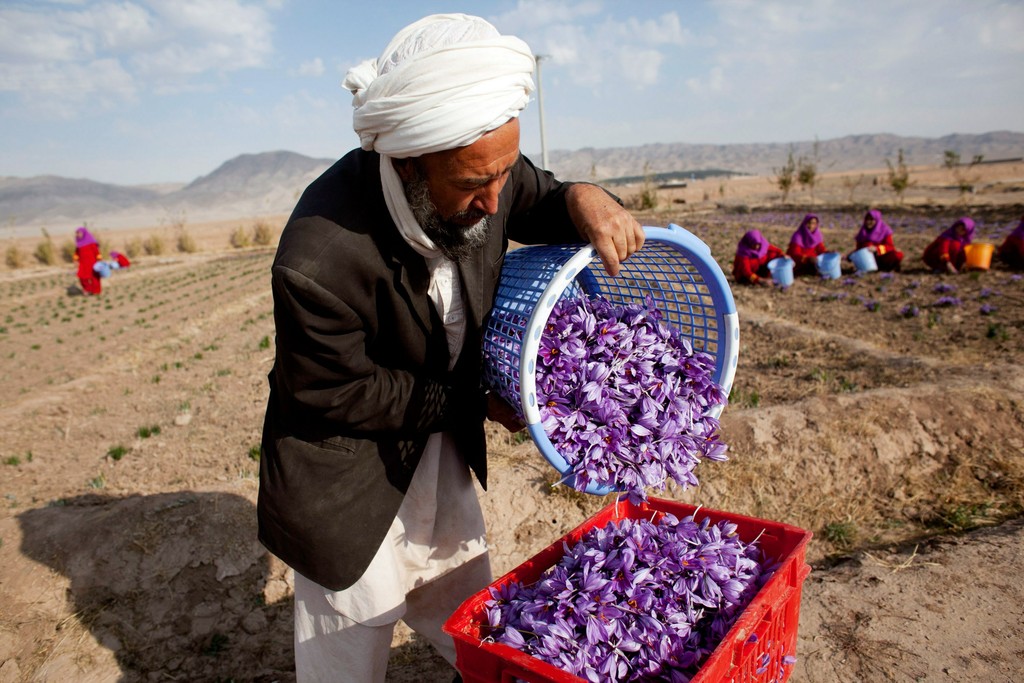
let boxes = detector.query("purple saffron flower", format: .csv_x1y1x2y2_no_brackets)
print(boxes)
980,304,997,316
486,511,776,681
933,282,957,294
933,296,962,308
535,295,727,501
899,304,920,319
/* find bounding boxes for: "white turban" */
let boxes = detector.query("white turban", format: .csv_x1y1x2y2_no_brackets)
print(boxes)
342,13,536,158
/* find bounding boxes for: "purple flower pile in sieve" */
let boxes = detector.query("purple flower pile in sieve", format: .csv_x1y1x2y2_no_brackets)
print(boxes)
484,511,789,682
536,295,727,502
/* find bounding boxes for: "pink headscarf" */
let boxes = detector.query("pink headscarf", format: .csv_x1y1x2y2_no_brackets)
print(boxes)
1008,217,1024,240
74,227,97,249
855,209,893,244
939,217,975,246
736,230,770,260
790,213,822,249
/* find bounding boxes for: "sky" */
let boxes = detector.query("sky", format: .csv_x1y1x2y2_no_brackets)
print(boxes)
1,0,1022,186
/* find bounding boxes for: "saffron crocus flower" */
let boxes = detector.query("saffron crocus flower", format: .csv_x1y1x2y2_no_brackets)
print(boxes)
934,296,962,308
980,304,997,316
484,512,774,682
933,282,957,294
899,304,920,319
536,295,727,501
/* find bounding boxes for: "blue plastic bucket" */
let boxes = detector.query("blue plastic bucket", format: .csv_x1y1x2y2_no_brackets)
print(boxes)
767,257,794,287
816,252,842,279
483,224,739,495
850,247,878,273
93,261,112,278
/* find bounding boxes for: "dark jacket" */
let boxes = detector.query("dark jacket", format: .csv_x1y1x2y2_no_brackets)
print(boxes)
257,148,583,590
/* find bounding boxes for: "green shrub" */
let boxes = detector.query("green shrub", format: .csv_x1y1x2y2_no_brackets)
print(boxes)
5,245,25,269
252,220,275,246
34,239,57,265
136,425,161,439
177,230,198,253
124,238,143,259
230,226,252,249
823,520,856,548
143,235,166,256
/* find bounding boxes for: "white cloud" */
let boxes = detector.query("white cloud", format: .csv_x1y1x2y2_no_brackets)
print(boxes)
295,57,324,78
490,0,603,35
0,0,276,115
492,4,689,91
686,66,726,96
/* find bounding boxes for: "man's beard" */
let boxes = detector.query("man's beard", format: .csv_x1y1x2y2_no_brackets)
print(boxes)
403,175,491,263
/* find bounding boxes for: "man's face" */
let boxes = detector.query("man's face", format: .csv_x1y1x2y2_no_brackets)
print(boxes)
397,119,520,261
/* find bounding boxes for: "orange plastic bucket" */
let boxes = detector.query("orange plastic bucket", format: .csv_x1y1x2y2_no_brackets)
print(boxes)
964,243,994,271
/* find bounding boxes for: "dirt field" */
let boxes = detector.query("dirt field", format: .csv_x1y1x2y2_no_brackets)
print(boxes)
1,164,1023,682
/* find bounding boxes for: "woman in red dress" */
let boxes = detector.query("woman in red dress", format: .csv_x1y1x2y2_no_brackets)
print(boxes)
850,209,903,272
786,213,827,276
997,217,1024,269
922,217,975,274
733,229,784,286
74,226,102,295
110,250,131,269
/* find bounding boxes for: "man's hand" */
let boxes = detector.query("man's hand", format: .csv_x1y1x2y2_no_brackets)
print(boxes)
486,391,525,433
565,183,645,276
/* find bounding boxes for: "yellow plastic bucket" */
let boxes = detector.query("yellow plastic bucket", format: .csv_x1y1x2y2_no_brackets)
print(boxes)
964,243,994,271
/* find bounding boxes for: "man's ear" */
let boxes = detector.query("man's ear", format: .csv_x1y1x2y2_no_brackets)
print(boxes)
392,157,418,183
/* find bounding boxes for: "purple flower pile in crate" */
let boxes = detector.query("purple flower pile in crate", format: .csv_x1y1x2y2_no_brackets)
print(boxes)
484,511,783,682
536,295,727,502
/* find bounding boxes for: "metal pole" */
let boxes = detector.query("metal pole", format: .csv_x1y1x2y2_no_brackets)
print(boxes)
535,54,549,170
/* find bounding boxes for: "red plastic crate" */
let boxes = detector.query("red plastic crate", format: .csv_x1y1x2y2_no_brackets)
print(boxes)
443,497,812,683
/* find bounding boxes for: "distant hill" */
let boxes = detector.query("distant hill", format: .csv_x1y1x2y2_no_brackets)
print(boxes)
0,151,335,235
0,176,163,228
3,132,1022,234
543,131,1024,182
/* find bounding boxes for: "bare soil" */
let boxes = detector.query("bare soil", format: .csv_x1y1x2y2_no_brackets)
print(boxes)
1,165,1023,682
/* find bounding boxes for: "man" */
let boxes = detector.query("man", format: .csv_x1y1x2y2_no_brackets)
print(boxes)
257,13,643,681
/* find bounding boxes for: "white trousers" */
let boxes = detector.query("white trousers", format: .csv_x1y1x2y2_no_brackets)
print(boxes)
293,553,492,682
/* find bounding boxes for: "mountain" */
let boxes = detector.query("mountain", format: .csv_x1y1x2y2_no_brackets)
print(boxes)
175,150,334,207
0,150,336,235
3,132,1023,234
0,176,164,228
545,131,1024,182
